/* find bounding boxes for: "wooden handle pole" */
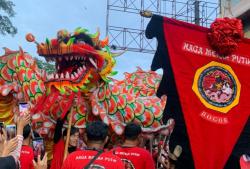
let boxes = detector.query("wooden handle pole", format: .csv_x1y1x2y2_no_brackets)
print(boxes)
63,106,73,160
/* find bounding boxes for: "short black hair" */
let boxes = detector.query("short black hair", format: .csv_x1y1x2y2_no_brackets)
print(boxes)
33,131,40,138
86,121,108,142
124,123,142,140
63,126,79,137
23,124,31,139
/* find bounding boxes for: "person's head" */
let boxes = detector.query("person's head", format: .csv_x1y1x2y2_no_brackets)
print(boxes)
85,121,108,146
23,124,32,140
33,131,40,138
124,123,142,144
63,126,79,147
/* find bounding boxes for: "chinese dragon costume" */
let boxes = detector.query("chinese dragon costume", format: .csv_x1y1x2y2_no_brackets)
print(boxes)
0,28,172,142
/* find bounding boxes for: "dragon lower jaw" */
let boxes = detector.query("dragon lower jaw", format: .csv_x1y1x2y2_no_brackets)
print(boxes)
46,65,87,82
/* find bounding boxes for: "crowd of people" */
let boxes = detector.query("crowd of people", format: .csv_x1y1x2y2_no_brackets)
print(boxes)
0,109,181,169
0,113,47,169
1,109,249,169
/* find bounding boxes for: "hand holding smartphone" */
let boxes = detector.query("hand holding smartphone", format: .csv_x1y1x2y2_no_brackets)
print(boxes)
19,102,29,116
32,137,45,162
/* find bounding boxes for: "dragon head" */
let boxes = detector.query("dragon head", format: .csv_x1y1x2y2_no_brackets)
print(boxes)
26,28,120,94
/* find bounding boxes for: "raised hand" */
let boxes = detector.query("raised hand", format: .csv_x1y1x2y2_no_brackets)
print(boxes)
17,113,31,136
33,153,48,169
1,137,18,157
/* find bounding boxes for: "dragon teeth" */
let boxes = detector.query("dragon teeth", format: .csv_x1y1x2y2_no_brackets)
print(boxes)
60,73,64,78
47,74,52,79
70,56,73,60
74,72,78,77
77,69,81,74
55,74,59,79
51,74,55,79
89,58,97,68
66,72,70,79
71,74,75,79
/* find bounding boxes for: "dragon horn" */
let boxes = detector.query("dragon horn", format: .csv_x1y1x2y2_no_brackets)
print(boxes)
19,46,24,55
111,50,126,57
3,47,15,55
92,28,100,45
136,66,143,72
99,36,109,48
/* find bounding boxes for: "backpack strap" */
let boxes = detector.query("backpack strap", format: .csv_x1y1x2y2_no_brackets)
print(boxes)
84,151,103,169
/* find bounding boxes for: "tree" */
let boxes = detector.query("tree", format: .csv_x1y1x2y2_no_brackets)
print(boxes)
0,0,17,36
35,58,55,74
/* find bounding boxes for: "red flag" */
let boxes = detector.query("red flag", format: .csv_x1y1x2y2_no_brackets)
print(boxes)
162,17,250,169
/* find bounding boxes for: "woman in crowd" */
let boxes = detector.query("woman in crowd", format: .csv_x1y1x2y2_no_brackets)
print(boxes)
50,112,79,169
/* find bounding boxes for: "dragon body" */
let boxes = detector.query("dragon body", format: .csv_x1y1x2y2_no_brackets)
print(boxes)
0,28,169,138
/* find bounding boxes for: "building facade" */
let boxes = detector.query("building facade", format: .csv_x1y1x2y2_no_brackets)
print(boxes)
222,0,250,37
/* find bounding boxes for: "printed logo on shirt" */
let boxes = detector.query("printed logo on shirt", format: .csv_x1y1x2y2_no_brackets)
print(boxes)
21,150,31,154
121,159,135,169
76,155,117,163
115,152,140,157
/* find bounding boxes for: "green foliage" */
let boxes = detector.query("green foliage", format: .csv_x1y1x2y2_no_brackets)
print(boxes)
35,58,55,74
0,0,17,35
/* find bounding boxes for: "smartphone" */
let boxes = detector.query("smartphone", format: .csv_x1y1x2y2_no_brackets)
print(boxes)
6,124,16,140
32,137,45,161
19,102,29,116
0,122,4,134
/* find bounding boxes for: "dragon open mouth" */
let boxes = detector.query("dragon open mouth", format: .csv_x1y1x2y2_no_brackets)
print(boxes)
45,53,101,83
26,28,114,89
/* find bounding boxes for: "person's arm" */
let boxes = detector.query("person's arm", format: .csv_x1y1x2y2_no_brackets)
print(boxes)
0,155,17,169
11,113,30,160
